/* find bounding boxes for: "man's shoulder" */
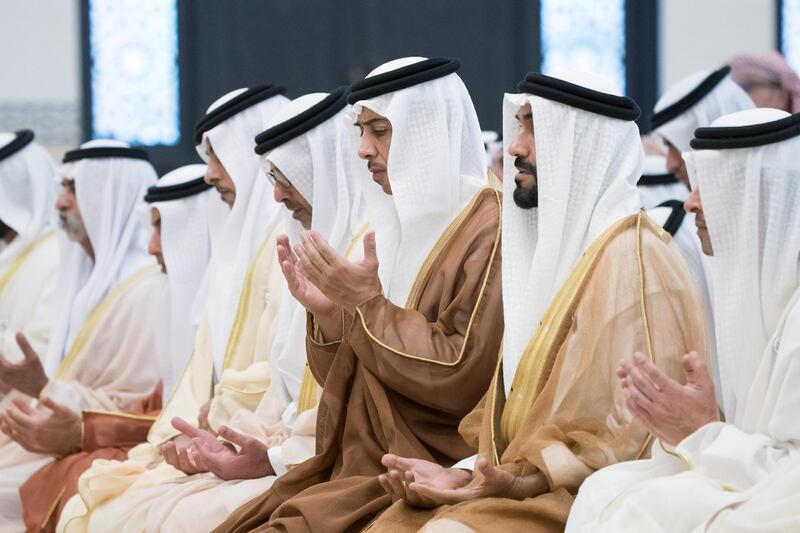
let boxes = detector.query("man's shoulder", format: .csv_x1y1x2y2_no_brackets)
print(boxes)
599,213,673,254
111,265,165,308
461,187,502,237
592,213,690,286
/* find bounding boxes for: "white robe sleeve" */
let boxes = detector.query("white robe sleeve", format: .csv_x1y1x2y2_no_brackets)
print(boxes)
676,299,800,491
676,422,800,491
452,454,478,471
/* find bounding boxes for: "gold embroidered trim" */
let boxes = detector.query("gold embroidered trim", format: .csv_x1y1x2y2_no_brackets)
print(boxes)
56,266,157,379
297,365,318,413
634,211,656,459
354,189,501,367
488,346,504,466
81,409,158,422
405,189,496,309
222,235,272,371
0,229,55,298
41,484,66,529
500,214,653,442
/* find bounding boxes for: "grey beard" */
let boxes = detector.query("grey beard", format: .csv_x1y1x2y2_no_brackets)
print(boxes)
59,213,89,243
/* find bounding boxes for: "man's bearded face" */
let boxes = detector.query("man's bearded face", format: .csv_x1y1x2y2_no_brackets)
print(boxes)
55,178,90,244
509,104,538,209
58,212,89,244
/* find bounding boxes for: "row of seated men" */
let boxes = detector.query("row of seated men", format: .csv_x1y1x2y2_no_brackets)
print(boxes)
0,55,797,532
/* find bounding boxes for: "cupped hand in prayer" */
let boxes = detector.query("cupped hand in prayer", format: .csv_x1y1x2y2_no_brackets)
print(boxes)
378,454,472,508
277,234,343,340
0,396,81,457
378,454,547,508
162,417,213,475
277,234,338,317
0,333,48,398
619,350,719,446
189,424,274,481
294,231,382,313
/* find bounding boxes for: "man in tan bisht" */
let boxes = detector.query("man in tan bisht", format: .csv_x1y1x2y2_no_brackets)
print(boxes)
216,56,503,533
73,87,369,533
16,163,218,532
0,130,59,374
54,86,290,532
371,70,706,532
0,140,165,531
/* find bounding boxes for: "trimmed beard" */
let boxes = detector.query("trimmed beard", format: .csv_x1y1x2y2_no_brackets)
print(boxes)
513,183,538,209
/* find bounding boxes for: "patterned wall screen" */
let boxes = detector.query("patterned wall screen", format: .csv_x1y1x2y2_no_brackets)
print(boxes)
782,0,800,75
540,0,627,94
88,0,179,145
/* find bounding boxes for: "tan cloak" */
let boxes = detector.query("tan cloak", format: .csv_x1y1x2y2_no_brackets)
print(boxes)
370,213,706,532
216,188,504,533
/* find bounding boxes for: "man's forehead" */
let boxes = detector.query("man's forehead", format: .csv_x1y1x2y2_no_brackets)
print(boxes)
150,206,161,222
60,175,75,184
355,107,390,125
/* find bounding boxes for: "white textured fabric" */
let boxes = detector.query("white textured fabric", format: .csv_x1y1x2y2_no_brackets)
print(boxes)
44,140,157,375
637,154,689,209
196,89,288,372
261,91,367,408
654,71,754,152
265,93,326,204
564,109,800,533
0,133,56,271
684,107,800,425
349,56,486,304
501,71,643,395
146,164,221,395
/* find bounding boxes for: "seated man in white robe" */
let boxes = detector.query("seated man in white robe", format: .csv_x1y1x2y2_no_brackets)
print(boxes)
0,130,60,374
77,87,369,533
12,163,218,532
642,66,754,404
55,86,292,533
566,108,800,532
0,140,165,531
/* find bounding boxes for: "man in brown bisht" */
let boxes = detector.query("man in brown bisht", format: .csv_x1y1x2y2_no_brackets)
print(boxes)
371,71,708,532
216,56,503,533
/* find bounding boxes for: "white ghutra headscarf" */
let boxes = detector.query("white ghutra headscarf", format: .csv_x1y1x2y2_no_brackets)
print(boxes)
261,90,366,403
196,89,288,372
46,140,157,374
349,57,486,304
143,164,224,395
653,68,754,152
0,132,57,272
685,108,800,426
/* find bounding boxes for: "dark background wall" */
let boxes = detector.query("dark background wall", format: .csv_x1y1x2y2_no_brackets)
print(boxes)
82,0,656,174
